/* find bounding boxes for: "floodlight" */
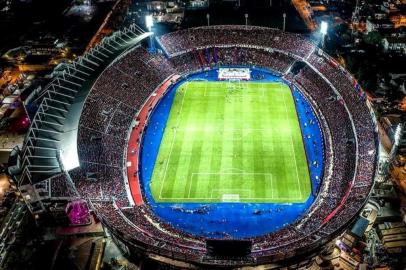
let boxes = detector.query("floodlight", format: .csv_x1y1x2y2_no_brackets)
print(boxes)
320,21,328,35
60,147,80,171
145,15,153,30
394,124,402,146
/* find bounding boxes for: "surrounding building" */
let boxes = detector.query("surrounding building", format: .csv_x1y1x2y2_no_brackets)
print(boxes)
382,36,406,53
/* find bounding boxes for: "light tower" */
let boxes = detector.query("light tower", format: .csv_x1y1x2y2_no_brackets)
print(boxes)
320,21,328,49
145,15,155,52
206,13,210,26
283,13,286,32
382,124,404,182
245,13,249,29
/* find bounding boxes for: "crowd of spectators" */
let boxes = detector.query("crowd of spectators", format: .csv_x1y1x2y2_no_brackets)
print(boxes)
49,173,78,198
308,52,376,186
49,28,377,265
170,47,294,75
70,162,129,206
157,25,315,59
93,201,205,260
72,46,176,207
289,66,358,233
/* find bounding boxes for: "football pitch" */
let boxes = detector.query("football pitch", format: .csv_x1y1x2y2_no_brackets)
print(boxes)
150,81,311,203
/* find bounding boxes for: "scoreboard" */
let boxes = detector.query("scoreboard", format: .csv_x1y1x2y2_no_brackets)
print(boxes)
218,68,251,80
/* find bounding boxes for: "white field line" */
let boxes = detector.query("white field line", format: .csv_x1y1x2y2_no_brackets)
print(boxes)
159,82,301,201
177,127,275,131
187,170,193,198
281,86,303,198
188,172,272,199
158,83,188,199
211,189,252,200
261,81,274,199
211,189,252,196
203,92,266,97
159,197,302,200
204,81,208,96
221,194,240,202
158,129,177,199
199,81,268,97
191,172,273,176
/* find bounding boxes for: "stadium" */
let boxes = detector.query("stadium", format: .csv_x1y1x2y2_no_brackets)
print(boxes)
11,24,378,268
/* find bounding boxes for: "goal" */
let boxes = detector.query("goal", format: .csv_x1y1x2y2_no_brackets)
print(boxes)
222,194,240,202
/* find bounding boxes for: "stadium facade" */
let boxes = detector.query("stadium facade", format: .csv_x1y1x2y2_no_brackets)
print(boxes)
8,25,378,268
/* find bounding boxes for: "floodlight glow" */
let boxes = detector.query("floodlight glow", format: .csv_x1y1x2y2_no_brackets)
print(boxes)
394,124,403,146
60,146,79,171
320,21,328,35
145,15,153,29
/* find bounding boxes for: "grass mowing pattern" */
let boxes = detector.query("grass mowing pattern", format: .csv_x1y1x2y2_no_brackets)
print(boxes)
150,81,311,203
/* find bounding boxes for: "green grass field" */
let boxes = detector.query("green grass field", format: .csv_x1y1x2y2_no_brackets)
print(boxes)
150,81,311,203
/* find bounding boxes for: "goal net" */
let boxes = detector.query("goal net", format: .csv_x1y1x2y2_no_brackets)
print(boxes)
222,194,240,202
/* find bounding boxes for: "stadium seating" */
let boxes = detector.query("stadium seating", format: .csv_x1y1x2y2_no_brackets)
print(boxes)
67,27,377,266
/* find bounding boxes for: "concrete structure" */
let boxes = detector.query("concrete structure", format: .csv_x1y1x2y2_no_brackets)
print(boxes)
382,36,406,53
366,19,394,33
